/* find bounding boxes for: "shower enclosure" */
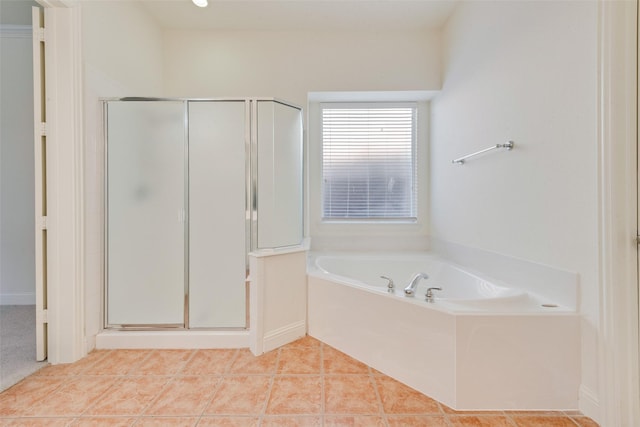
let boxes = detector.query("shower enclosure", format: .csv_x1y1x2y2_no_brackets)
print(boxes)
104,98,303,329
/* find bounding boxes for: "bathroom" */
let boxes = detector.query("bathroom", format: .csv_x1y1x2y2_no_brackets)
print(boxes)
5,0,637,425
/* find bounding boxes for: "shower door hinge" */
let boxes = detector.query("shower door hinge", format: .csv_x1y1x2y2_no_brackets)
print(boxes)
35,27,45,42
40,216,48,230
40,122,47,136
37,309,48,324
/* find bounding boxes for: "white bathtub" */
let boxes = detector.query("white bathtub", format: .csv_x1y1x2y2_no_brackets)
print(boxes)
313,253,567,312
307,252,580,410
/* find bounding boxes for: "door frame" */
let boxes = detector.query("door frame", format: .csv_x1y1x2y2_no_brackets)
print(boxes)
597,0,640,425
34,0,85,364
32,5,46,362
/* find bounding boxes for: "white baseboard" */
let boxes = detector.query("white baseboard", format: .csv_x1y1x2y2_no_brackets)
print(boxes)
262,321,306,353
85,335,96,355
95,330,250,349
579,384,600,424
0,292,35,305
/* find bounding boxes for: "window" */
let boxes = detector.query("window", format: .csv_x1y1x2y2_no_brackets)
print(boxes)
321,103,417,221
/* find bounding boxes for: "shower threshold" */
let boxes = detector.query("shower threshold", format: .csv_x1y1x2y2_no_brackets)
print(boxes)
95,329,250,350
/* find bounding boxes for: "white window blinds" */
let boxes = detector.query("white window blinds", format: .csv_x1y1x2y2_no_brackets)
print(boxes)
321,103,417,220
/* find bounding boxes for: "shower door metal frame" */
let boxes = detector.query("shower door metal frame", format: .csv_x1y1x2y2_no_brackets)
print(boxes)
102,99,189,330
186,99,250,331
250,99,305,253
103,97,303,331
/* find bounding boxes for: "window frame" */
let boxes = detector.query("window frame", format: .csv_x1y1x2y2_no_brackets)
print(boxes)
319,101,419,223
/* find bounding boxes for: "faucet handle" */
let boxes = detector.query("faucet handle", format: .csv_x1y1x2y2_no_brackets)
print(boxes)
425,287,442,302
380,275,394,290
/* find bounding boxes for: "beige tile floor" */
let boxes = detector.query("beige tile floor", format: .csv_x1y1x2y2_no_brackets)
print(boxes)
0,336,599,426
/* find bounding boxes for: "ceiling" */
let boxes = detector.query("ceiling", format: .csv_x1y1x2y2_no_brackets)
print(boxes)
138,0,459,31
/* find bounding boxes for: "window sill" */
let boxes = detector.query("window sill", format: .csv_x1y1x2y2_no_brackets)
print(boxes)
321,218,418,225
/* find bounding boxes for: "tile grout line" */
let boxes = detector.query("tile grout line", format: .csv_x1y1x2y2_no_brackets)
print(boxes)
505,412,519,427
189,349,206,427
198,348,240,423
71,348,112,376
136,351,181,419
256,347,281,426
77,374,126,418
320,342,325,427
180,348,208,427
128,349,156,377
368,367,389,427
84,349,178,422
179,348,200,374
564,411,588,427
138,350,201,421
441,406,455,427
207,347,241,422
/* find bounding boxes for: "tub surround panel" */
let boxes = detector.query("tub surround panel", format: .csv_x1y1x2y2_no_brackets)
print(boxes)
431,238,578,311
307,252,580,410
455,315,580,409
249,250,308,355
308,275,456,406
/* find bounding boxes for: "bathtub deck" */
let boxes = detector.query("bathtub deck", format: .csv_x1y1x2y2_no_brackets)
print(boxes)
0,335,598,427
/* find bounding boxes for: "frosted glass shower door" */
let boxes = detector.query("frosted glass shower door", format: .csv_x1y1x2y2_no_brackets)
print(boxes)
188,101,247,328
256,101,304,249
106,101,186,327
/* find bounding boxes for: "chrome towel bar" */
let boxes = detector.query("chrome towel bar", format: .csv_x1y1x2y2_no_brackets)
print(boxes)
452,141,514,165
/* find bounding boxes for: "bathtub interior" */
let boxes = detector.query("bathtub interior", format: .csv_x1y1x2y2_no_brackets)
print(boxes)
314,254,444,289
311,252,575,313
315,254,528,302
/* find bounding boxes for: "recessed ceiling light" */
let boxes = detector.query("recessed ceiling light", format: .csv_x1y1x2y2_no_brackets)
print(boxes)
192,0,208,7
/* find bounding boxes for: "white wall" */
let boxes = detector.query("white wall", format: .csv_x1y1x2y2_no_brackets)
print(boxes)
431,0,599,418
0,0,37,25
0,1,38,305
81,1,164,97
163,29,441,250
163,29,441,109
81,0,165,350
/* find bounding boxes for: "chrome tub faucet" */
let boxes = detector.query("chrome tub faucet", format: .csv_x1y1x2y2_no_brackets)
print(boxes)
425,287,442,303
380,276,395,292
404,272,429,296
